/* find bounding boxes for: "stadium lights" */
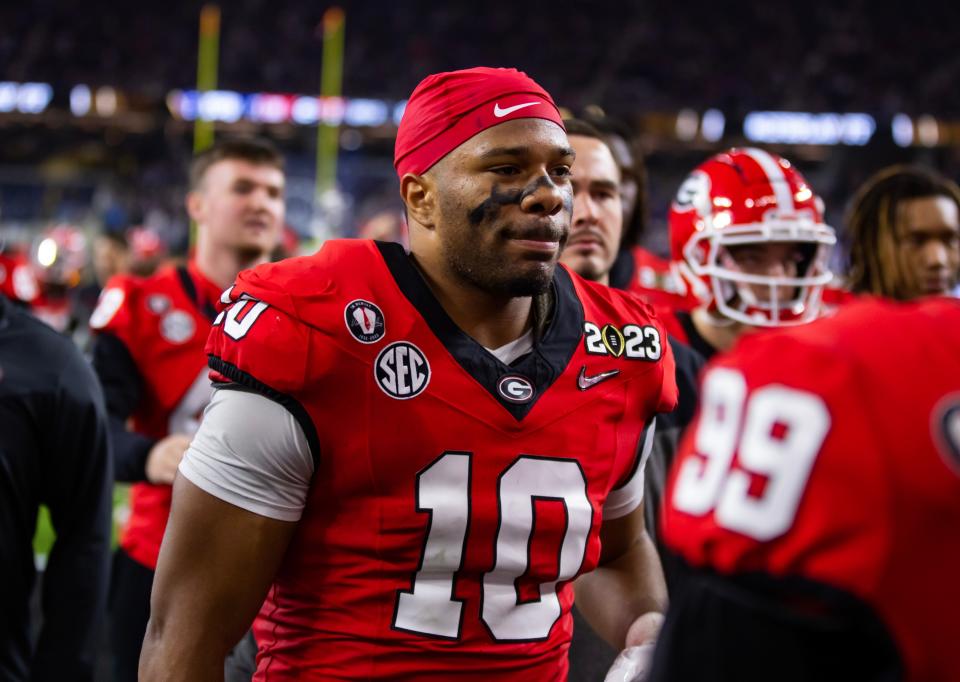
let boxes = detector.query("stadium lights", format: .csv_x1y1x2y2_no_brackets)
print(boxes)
70,85,92,116
916,115,939,147
197,90,244,123
166,88,397,127
291,96,321,124
700,109,725,142
743,111,876,146
0,82,53,115
392,101,407,126
343,99,388,127
675,109,699,141
3,82,954,148
891,114,913,147
95,87,118,117
249,94,292,124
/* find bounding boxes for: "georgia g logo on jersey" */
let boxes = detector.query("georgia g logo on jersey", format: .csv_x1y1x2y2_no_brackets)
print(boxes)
497,375,535,404
375,341,430,399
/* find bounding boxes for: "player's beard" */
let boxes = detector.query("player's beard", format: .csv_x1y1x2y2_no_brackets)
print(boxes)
441,229,556,298
437,182,567,298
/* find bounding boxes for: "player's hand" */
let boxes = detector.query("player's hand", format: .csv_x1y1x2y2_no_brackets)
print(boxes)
146,434,193,485
603,612,665,682
625,611,664,648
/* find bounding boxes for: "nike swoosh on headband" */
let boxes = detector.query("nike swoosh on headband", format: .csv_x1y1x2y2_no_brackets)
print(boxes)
493,101,541,118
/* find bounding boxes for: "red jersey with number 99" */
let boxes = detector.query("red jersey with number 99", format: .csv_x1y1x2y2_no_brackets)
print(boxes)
205,240,677,681
661,296,960,682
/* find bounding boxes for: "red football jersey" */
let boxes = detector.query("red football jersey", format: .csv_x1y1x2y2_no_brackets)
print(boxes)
206,240,678,680
660,296,960,681
621,246,699,311
91,262,221,569
0,252,38,304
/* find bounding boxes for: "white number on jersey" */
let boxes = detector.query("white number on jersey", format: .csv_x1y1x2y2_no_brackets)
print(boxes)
214,297,269,341
393,453,592,641
671,367,831,541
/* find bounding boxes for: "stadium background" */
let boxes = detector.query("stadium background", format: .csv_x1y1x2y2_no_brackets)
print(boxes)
6,0,958,664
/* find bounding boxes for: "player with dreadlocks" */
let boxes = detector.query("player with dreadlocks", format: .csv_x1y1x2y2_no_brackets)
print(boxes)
846,164,960,300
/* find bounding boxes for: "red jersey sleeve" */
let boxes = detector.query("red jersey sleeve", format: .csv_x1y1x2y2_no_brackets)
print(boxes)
89,274,141,350
205,272,311,396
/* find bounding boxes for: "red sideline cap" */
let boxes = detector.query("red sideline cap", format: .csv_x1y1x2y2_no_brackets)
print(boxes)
394,67,564,178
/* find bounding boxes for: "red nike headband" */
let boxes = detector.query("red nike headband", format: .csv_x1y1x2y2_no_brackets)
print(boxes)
394,67,565,179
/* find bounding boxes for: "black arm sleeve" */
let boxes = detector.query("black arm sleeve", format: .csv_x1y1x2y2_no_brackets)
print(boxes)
647,561,904,682
644,337,706,572
33,349,113,681
91,331,155,481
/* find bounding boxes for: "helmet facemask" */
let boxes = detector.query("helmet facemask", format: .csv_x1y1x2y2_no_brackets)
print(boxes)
684,213,837,327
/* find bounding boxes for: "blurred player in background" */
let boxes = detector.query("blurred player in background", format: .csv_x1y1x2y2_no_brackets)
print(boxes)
27,224,89,335
74,230,132,345
126,225,167,277
582,113,691,310
92,230,131,289
633,147,837,597
847,164,960,300
89,137,284,681
0,244,39,307
142,67,674,680
560,118,705,681
650,295,960,682
0,290,112,681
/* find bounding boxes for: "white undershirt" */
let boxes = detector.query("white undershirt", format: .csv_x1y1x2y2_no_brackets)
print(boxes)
484,329,534,365
179,389,313,521
179,361,653,522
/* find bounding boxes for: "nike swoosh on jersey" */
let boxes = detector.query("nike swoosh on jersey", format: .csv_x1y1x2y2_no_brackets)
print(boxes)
577,366,620,391
493,101,540,118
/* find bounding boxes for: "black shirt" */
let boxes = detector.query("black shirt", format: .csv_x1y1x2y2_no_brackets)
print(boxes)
642,336,707,564
0,296,112,681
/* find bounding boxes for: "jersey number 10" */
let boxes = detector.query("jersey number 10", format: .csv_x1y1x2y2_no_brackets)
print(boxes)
392,453,592,642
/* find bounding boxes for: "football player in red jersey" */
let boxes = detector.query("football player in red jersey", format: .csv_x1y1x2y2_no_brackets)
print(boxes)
650,295,960,682
847,164,960,300
561,119,705,681
141,67,677,681
89,138,284,681
662,147,837,361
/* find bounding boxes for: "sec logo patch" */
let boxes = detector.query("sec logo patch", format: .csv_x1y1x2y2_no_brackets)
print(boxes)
345,299,385,344
375,341,429,399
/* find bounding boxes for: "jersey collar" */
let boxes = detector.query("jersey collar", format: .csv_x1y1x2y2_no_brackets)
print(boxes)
375,241,583,421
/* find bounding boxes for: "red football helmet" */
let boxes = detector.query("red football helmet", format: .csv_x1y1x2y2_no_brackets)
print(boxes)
669,147,836,326
30,224,89,288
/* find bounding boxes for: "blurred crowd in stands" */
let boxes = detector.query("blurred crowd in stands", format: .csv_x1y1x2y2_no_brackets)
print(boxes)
3,0,959,114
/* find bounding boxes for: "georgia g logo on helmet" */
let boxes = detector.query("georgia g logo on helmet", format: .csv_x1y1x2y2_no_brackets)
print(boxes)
672,170,712,218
